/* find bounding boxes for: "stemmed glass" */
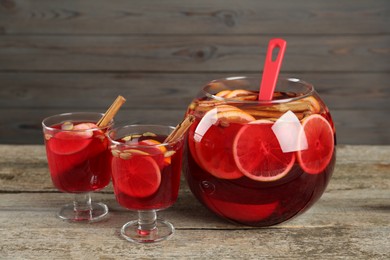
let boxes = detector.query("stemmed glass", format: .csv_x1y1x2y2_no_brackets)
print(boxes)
108,124,185,243
42,112,113,222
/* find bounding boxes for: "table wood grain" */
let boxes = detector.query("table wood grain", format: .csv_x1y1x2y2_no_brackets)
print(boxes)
0,145,389,259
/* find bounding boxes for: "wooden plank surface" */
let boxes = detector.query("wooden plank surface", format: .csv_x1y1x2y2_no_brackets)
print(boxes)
1,35,389,72
0,145,389,259
0,0,388,35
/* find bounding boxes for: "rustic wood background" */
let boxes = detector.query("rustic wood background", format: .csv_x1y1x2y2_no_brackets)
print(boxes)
0,0,389,144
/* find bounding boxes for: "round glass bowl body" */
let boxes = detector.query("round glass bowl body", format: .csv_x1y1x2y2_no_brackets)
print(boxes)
183,76,336,226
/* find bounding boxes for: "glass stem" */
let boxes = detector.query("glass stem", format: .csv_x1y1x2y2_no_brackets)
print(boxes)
137,210,157,236
73,193,93,220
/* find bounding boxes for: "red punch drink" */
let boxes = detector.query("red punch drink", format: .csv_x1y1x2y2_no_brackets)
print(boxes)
184,77,336,226
108,124,186,243
109,126,184,211
43,113,112,193
42,102,124,222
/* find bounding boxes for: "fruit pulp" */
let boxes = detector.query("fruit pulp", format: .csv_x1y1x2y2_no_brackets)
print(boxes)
184,90,336,226
110,134,184,210
44,121,111,193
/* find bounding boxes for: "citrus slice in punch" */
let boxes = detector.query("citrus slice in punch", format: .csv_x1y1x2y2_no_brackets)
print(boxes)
188,120,203,166
215,90,231,97
114,155,161,198
233,120,295,181
194,106,255,179
223,89,258,101
297,114,334,174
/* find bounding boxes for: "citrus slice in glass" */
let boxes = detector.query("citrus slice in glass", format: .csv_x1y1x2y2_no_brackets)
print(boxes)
73,122,97,134
233,120,295,181
114,156,161,198
194,107,255,179
139,139,171,168
49,122,97,155
297,114,334,174
49,133,91,155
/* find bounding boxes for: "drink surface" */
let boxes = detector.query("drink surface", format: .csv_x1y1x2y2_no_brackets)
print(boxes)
44,121,111,193
184,88,336,226
110,133,183,211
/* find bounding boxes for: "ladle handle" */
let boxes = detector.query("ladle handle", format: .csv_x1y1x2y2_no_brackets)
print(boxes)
259,38,287,101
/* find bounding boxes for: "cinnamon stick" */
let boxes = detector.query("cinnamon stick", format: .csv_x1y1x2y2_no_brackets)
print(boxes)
164,115,195,143
97,95,126,127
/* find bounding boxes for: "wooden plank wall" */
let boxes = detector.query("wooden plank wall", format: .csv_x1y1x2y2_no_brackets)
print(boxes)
0,0,389,144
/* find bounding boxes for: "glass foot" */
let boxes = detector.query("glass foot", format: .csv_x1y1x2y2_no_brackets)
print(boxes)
58,202,109,222
121,219,174,243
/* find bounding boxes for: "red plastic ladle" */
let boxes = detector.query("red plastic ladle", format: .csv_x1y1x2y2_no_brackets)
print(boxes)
258,38,287,101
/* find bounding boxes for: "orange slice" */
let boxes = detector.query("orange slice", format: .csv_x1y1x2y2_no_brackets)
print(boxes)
303,96,321,114
139,139,171,167
217,110,257,124
225,89,256,99
188,120,203,166
49,123,97,155
233,120,295,181
73,123,98,138
139,139,167,153
49,133,91,155
215,90,231,97
194,107,255,179
113,156,161,198
297,114,334,174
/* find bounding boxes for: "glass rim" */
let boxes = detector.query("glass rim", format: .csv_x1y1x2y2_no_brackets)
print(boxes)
107,124,178,147
42,112,112,132
202,76,315,104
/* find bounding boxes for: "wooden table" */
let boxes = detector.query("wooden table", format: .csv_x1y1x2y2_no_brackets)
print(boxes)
0,145,389,259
